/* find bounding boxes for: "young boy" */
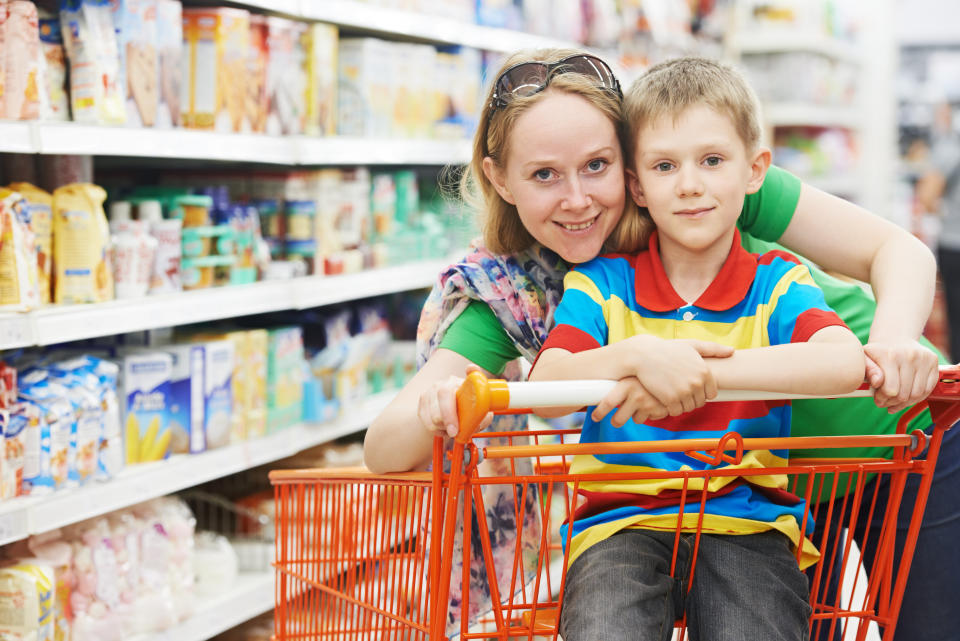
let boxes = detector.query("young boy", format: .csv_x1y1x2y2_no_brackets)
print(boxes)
528,57,865,641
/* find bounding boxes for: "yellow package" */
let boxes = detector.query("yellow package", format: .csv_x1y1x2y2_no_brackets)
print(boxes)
304,22,337,136
182,8,251,132
247,329,268,439
0,560,55,641
52,183,113,304
0,189,40,310
8,183,52,305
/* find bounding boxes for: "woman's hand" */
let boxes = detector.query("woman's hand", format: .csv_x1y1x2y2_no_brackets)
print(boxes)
416,365,493,438
621,335,734,416
591,377,669,427
864,340,939,413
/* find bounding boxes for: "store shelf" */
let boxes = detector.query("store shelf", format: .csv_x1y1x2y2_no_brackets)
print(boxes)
0,121,472,165
764,104,862,130
0,391,393,546
733,33,861,64
799,172,862,196
0,259,449,349
133,571,274,641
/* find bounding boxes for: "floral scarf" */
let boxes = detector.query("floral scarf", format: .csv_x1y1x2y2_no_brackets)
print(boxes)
415,241,568,636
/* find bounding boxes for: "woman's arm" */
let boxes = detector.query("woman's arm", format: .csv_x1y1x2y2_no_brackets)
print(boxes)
364,348,486,474
778,184,939,409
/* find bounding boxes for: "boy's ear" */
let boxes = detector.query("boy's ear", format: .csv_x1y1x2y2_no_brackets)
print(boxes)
626,168,647,207
482,157,516,205
745,146,772,195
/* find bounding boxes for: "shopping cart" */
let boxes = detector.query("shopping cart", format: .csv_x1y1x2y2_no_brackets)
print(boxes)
270,366,960,641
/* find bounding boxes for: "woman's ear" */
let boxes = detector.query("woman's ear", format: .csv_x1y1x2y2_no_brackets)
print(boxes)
745,146,772,195
626,168,646,207
482,157,516,205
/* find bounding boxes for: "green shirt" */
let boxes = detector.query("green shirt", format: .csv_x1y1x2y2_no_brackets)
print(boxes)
439,166,945,499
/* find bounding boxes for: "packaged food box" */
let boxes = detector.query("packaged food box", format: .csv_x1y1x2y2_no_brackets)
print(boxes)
266,326,303,432
2,1,42,121
247,329,268,439
203,339,234,449
337,38,393,138
264,16,307,136
246,14,269,133
60,0,126,124
0,189,40,311
304,22,337,136
155,0,181,127
182,7,251,132
120,351,172,464
165,343,206,454
38,16,70,121
114,0,159,128
8,183,53,305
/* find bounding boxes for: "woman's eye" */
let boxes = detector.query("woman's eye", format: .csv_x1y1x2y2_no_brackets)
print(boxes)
586,158,608,172
656,162,673,172
533,169,554,181
704,156,722,167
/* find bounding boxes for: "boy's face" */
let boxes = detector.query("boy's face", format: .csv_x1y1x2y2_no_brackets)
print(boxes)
628,104,769,257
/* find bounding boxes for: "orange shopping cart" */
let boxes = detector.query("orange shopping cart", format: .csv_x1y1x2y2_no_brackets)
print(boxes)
270,366,960,641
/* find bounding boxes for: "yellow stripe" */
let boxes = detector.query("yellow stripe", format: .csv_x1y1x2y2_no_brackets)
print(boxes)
563,271,607,307
567,513,820,570
569,450,790,495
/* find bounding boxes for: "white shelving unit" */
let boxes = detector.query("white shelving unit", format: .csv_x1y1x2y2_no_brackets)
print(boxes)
0,258,450,349
0,391,392,547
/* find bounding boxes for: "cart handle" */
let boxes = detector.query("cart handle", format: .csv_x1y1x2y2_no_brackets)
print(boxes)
454,365,960,445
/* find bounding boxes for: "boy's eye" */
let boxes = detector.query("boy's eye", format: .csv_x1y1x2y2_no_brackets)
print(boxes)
655,162,673,172
586,158,608,172
533,169,554,181
704,156,722,167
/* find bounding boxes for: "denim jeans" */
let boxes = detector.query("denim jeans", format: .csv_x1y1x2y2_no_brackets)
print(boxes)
559,529,811,641
811,421,960,641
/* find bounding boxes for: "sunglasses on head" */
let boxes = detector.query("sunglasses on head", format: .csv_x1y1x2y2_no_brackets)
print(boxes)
489,54,623,110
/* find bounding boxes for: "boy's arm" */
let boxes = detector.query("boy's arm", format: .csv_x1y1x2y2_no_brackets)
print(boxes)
705,325,865,395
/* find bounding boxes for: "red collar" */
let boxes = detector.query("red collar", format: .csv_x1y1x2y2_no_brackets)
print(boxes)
632,229,757,312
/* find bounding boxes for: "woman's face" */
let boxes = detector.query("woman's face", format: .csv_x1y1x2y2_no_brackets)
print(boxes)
485,91,626,264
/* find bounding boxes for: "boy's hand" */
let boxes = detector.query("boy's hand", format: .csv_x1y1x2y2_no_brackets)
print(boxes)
624,335,734,417
417,365,493,438
864,340,939,413
592,377,669,427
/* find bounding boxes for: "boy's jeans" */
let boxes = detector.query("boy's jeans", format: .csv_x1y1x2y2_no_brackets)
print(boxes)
559,529,811,641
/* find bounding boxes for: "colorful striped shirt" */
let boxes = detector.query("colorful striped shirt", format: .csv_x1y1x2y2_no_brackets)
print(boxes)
538,229,848,569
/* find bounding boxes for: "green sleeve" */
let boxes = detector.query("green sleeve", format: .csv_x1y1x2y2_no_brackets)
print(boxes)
438,300,522,375
737,165,803,242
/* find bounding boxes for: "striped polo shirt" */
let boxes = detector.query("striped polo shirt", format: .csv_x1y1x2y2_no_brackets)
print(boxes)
539,229,847,569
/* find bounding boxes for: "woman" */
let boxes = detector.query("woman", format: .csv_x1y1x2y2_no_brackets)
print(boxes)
364,49,948,639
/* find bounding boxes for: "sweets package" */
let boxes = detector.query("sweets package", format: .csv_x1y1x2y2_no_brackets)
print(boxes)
1,1,42,121
304,23,338,136
8,183,53,305
0,189,41,311
52,183,113,304
182,8,251,132
38,16,70,121
114,0,160,128
155,0,181,127
0,560,55,641
120,352,172,464
60,0,126,125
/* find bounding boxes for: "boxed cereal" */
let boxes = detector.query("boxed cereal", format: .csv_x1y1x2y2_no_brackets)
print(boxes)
266,326,303,432
203,339,234,449
182,7,250,132
165,343,206,454
120,351,172,464
114,0,160,128
264,16,307,136
155,0,181,127
304,22,337,136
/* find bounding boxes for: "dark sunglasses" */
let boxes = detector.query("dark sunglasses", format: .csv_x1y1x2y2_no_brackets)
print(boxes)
489,54,623,110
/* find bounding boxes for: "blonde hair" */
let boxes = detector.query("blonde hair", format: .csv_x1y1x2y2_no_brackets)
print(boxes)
461,49,650,256
623,56,763,164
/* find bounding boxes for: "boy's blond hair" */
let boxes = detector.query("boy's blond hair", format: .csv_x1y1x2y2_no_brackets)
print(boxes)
461,48,647,256
624,56,763,163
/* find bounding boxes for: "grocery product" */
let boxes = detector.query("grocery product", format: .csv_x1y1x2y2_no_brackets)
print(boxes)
9,183,53,305
0,560,55,641
337,38,393,137
115,0,159,128
3,412,26,499
304,22,337,136
19,376,73,494
148,218,182,294
111,221,157,299
52,183,114,304
0,189,41,310
60,0,126,125
266,326,303,431
38,16,70,121
155,0,181,127
264,16,307,136
2,1,42,121
246,15,268,133
283,199,315,261
202,340,234,449
120,351,172,464
182,7,251,132
165,343,206,454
